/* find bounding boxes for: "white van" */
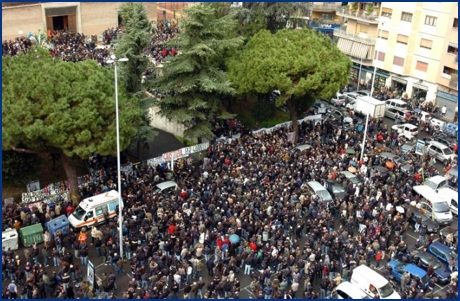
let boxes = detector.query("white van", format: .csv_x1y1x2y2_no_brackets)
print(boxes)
153,181,178,194
437,187,458,216
2,228,19,251
68,190,121,230
413,185,453,226
391,123,418,140
335,281,372,299
385,99,408,110
350,265,401,299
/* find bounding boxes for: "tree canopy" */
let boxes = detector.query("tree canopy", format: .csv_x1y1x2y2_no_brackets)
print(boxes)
151,3,244,141
2,47,142,202
228,29,351,141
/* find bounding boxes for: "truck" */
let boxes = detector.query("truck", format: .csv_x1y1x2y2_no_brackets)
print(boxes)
354,96,386,118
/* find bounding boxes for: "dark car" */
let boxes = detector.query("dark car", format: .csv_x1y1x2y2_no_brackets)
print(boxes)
439,226,458,242
402,204,439,233
326,180,346,201
379,152,404,165
401,142,416,154
410,250,452,284
427,242,458,271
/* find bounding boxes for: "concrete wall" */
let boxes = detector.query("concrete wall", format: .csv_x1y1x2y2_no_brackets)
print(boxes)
80,2,120,35
2,4,43,41
148,105,188,138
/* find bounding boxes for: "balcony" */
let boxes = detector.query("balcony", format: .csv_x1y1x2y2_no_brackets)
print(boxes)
311,3,341,12
333,28,376,46
336,7,379,24
449,80,458,89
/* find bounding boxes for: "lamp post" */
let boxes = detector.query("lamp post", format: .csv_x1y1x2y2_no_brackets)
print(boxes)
357,56,363,91
360,17,389,162
106,54,129,259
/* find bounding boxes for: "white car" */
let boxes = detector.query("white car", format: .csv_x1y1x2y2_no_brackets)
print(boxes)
346,100,357,110
331,94,347,106
391,123,419,140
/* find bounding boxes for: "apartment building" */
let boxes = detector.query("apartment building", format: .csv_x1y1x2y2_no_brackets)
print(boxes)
335,2,458,121
2,2,157,41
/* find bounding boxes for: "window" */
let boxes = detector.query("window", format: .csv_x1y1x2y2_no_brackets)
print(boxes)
380,30,389,40
447,45,458,55
454,18,458,29
359,24,369,34
397,34,409,45
443,66,456,75
420,38,433,49
401,12,413,22
425,15,437,26
95,204,108,217
393,56,405,67
381,7,392,18
322,13,333,20
416,61,428,72
376,51,385,61
86,211,94,219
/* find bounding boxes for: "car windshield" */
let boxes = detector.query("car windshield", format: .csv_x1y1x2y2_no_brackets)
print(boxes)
448,250,458,260
443,148,453,155
433,201,450,213
316,190,332,201
333,186,345,193
378,282,395,298
421,274,429,284
426,256,443,269
72,206,87,221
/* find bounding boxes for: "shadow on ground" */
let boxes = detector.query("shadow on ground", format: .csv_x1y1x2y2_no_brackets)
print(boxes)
127,128,184,162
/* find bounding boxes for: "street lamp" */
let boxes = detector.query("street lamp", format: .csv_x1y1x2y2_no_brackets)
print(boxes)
360,17,389,162
106,54,129,259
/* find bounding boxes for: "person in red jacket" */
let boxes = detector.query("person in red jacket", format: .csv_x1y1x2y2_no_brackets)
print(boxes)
249,241,257,252
66,205,75,216
168,223,176,236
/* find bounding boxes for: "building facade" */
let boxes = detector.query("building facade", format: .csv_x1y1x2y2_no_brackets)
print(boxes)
335,2,458,121
2,2,157,41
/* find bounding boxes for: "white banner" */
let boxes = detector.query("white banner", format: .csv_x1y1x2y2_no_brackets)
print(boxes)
147,142,210,167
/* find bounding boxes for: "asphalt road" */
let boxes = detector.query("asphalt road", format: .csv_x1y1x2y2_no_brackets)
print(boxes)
2,114,455,298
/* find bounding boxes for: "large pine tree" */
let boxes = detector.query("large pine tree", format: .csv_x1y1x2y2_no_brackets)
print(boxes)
151,3,244,141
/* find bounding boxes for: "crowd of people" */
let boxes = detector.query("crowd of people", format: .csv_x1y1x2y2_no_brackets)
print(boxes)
2,19,179,69
2,116,458,299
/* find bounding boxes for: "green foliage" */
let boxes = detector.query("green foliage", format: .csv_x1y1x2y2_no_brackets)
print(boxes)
242,2,308,33
251,96,277,122
228,28,351,105
2,151,40,184
2,46,142,158
259,109,290,128
151,3,244,141
116,2,153,95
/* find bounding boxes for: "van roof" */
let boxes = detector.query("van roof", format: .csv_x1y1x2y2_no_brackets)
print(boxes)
438,187,458,201
427,141,450,149
425,175,447,186
413,185,447,203
155,181,178,190
80,190,119,210
353,265,389,287
386,98,408,104
336,281,369,298
430,241,452,252
358,96,386,105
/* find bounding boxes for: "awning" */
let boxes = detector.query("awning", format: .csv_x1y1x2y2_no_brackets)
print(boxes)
336,38,353,55
412,83,428,90
392,77,407,85
349,42,370,60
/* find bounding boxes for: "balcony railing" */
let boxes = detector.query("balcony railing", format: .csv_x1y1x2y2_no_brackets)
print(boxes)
449,80,458,89
336,7,379,24
333,28,376,45
312,3,341,12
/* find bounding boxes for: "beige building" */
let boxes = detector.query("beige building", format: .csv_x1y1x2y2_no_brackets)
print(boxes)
335,2,458,121
2,2,157,41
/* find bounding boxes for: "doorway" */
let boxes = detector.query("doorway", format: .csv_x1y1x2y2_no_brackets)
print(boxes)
52,16,68,30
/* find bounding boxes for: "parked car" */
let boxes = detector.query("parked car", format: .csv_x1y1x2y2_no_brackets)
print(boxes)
326,180,346,201
379,152,404,165
431,135,457,151
331,94,347,106
356,90,371,97
401,142,416,154
444,122,458,138
410,250,452,285
339,171,361,184
391,123,419,140
343,92,359,102
385,107,411,120
430,118,446,131
439,226,458,242
425,141,457,165
345,100,357,110
427,242,458,271
401,204,439,233
387,259,430,290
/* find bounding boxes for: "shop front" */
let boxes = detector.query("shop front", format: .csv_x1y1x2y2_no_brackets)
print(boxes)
350,63,389,91
435,91,458,122
391,77,408,98
411,82,428,103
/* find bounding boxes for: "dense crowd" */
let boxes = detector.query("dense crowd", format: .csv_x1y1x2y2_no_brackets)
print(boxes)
2,117,458,299
2,20,179,68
